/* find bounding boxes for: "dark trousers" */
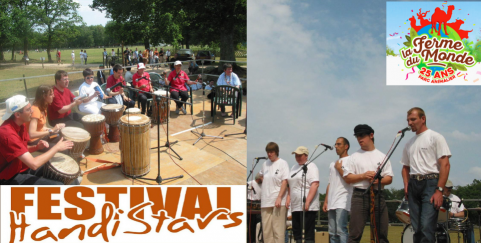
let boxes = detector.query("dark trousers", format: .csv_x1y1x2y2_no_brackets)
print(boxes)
170,91,189,109
408,178,439,243
107,96,136,109
247,213,260,243
2,164,79,185
138,92,152,114
292,211,317,243
348,189,389,243
49,113,84,129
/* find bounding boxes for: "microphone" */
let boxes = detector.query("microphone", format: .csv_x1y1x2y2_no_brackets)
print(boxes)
106,82,124,93
398,126,411,134
319,143,333,150
255,157,267,160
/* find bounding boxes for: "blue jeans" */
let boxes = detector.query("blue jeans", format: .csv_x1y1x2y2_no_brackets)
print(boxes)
328,209,349,243
408,178,439,243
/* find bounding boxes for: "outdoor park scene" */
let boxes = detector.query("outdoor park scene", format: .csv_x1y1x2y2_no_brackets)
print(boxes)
0,0,247,185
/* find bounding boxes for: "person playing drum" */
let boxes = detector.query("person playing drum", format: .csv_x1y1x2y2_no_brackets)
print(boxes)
166,60,200,115
401,107,451,243
27,85,66,152
0,95,77,185
79,68,107,114
106,64,135,109
132,63,153,115
444,180,475,242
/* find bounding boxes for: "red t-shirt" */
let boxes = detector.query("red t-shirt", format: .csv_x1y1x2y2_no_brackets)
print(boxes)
48,86,74,121
132,72,151,92
57,51,61,58
167,70,189,92
106,75,126,93
0,119,30,180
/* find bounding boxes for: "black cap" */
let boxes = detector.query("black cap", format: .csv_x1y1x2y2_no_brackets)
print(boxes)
354,124,374,136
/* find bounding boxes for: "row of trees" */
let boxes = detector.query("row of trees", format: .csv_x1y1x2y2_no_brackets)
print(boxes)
318,179,481,224
1,0,247,68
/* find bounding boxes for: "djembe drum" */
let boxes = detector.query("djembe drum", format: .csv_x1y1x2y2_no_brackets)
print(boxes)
119,114,151,177
81,114,105,155
42,152,81,185
152,90,170,124
101,104,124,142
125,108,141,114
60,127,90,160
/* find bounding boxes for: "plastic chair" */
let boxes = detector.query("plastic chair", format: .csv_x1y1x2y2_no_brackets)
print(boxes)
211,85,240,125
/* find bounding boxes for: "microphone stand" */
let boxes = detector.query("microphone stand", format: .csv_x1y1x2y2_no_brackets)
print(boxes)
123,85,192,184
291,146,329,243
363,131,407,242
191,62,224,145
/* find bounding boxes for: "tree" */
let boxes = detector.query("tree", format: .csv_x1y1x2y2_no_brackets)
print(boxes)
11,0,39,59
35,0,83,62
453,179,481,224
183,0,246,72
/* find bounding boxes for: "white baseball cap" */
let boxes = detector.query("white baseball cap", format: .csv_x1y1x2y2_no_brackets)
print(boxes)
2,95,29,121
137,63,146,70
174,60,182,66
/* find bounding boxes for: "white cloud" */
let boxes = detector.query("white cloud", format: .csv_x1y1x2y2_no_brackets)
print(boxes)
450,130,480,141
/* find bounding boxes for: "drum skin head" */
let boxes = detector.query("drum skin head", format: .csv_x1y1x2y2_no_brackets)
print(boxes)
61,127,91,142
125,108,141,113
101,104,123,111
82,114,106,122
49,153,79,174
119,114,150,125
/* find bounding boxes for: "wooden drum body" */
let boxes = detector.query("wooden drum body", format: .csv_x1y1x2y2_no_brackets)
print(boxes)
60,127,90,160
101,104,124,142
152,90,170,124
43,153,81,185
119,114,151,177
81,114,106,155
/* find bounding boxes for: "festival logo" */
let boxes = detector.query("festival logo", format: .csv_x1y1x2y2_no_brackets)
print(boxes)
387,2,481,85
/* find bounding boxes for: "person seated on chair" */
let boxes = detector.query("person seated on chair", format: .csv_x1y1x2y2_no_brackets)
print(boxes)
106,64,135,109
188,61,199,75
48,70,85,128
444,180,475,242
132,63,153,115
78,68,107,114
0,95,78,185
26,85,65,152
166,60,200,115
216,63,241,117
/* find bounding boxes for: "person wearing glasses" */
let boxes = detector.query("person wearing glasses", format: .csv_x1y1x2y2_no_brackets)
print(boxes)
78,68,107,114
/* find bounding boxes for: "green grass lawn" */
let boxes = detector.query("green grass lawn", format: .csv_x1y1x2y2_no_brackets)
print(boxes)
4,45,247,65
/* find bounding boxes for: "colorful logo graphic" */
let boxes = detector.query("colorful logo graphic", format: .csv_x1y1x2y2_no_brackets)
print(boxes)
386,2,481,85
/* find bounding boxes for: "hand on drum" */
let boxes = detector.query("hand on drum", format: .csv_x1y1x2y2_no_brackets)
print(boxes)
74,99,83,105
431,190,443,210
53,123,65,133
36,140,49,150
55,137,74,152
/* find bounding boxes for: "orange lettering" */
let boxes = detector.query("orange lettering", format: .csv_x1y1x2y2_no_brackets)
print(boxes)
38,187,61,219
58,224,85,240
124,202,152,234
167,218,194,233
9,211,30,242
224,212,243,228
11,187,34,214
217,187,231,219
97,187,127,219
181,187,212,219
31,227,58,241
65,187,95,220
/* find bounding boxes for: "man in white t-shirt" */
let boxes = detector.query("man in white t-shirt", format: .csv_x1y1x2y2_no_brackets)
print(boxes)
287,146,319,243
71,51,75,66
324,137,352,243
247,173,263,243
79,50,84,65
78,69,106,114
342,124,393,243
259,142,289,243
401,107,451,243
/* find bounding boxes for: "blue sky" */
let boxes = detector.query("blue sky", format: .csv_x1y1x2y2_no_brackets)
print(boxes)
75,0,111,26
387,1,481,54
247,0,481,192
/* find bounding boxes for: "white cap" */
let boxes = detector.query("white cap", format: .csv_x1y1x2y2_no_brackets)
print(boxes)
137,63,146,70
2,95,29,121
174,60,182,66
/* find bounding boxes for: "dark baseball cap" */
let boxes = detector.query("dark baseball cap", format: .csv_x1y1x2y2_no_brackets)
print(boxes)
354,124,374,136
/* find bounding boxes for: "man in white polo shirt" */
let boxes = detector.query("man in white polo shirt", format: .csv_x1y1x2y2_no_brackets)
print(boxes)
343,124,393,243
325,137,353,243
401,107,451,243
